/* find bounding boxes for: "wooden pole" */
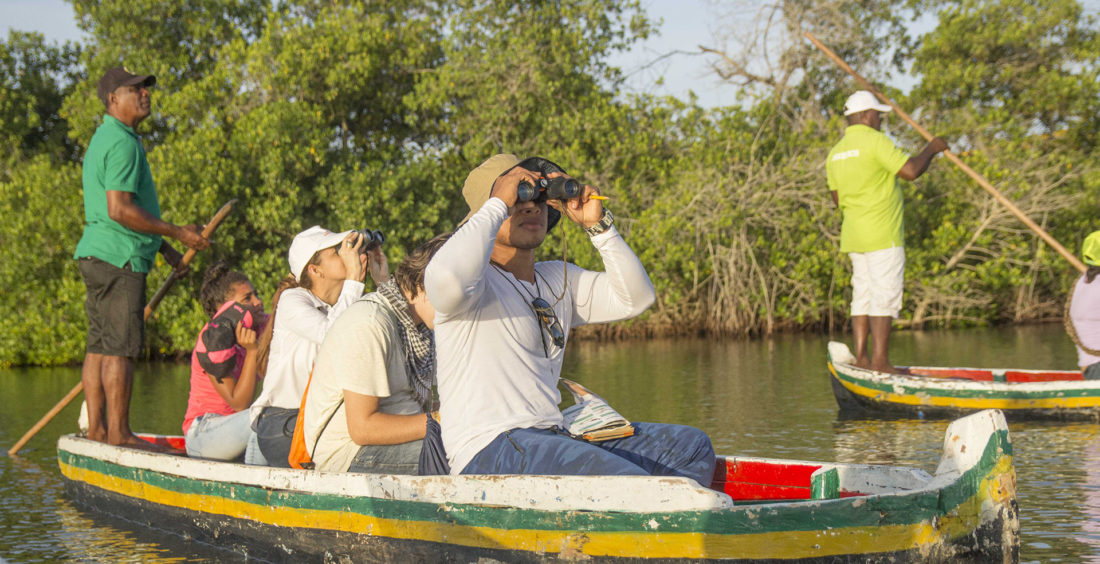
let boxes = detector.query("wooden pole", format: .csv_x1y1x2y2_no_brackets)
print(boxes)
804,31,1087,274
7,200,237,456
144,200,237,317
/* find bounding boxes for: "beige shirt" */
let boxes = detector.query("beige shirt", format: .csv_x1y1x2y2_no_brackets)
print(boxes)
303,295,424,472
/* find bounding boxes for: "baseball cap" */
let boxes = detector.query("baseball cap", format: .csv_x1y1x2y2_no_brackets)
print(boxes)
288,226,352,281
843,90,892,116
1083,230,1100,267
97,66,156,106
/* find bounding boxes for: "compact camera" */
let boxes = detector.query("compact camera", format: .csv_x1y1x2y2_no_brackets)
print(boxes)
516,176,582,203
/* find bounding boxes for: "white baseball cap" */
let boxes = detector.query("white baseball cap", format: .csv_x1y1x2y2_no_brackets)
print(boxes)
843,90,892,116
288,226,351,281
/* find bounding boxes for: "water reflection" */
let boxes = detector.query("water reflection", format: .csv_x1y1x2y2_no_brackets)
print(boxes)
1012,422,1100,563
53,500,192,563
832,418,947,469
1081,436,1100,562
1,325,1097,561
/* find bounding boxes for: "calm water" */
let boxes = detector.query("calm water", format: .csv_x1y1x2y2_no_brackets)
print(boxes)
1,324,1097,562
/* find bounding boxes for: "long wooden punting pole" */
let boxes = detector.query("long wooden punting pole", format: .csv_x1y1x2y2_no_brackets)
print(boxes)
8,200,236,457
804,32,1087,274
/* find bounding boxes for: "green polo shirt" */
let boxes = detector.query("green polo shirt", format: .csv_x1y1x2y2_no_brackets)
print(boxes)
74,115,162,273
826,125,911,253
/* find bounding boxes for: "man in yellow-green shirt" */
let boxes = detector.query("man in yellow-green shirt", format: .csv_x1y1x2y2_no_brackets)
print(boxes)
826,91,947,374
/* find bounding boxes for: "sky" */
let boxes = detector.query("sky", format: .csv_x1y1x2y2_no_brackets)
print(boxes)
5,0,1100,108
1,0,744,107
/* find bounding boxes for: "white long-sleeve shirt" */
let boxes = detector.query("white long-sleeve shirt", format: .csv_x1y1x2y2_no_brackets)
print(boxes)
425,197,656,473
249,280,364,424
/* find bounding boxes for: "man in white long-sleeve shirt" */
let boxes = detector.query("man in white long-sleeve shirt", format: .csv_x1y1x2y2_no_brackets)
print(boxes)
424,154,715,485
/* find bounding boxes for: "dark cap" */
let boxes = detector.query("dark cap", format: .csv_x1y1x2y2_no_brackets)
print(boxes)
97,67,156,106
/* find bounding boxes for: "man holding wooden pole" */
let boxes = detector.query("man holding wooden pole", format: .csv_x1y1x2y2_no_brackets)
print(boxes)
74,67,209,447
827,90,948,374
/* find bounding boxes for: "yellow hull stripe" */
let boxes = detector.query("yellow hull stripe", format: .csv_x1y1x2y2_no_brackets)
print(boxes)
831,365,1100,410
58,457,1010,560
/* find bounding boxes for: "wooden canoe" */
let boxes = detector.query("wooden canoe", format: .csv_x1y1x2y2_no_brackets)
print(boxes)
828,340,1100,420
57,409,1017,562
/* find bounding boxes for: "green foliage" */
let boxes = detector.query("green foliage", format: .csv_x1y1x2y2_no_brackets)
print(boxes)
0,31,82,179
1,0,1098,365
0,157,87,365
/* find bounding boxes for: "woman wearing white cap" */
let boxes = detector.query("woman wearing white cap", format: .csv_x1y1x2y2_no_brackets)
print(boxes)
250,226,388,466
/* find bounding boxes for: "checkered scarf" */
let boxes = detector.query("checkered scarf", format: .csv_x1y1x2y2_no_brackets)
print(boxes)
377,280,435,411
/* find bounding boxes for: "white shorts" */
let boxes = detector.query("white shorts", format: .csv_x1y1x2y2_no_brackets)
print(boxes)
849,246,905,318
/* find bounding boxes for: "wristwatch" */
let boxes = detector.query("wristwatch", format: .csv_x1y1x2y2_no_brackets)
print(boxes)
584,209,615,237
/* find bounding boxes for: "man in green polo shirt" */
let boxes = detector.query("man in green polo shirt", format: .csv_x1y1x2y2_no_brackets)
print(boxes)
74,67,209,448
826,90,947,374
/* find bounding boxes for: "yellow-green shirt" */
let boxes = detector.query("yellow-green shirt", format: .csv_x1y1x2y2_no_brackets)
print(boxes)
826,125,911,253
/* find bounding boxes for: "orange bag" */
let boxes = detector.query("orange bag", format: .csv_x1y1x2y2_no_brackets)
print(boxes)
288,370,316,469
288,369,343,470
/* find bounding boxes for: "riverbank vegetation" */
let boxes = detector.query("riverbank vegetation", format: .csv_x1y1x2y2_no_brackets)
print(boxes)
2,0,1097,366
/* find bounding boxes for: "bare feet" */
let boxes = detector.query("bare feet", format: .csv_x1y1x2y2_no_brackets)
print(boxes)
84,428,107,442
84,429,181,454
854,357,872,370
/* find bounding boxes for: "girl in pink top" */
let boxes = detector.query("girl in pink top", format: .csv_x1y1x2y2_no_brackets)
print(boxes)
183,262,267,462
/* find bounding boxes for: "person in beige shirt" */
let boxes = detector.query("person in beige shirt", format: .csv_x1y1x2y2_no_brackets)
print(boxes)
302,234,448,473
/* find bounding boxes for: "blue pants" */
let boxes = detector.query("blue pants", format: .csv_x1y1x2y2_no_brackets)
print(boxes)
186,411,267,465
254,406,298,468
348,439,423,474
461,422,716,487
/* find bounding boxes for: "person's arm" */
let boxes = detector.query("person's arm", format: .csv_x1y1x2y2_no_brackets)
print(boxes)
552,184,656,325
565,228,656,326
105,190,208,251
426,165,542,315
830,190,838,207
366,246,390,285
207,323,260,411
897,137,948,181
275,282,364,345
424,199,506,315
344,392,428,445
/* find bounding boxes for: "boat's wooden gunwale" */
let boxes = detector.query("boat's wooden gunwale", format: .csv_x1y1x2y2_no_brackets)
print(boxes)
56,409,1019,562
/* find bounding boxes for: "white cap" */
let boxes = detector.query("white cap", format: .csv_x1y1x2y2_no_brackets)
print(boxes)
843,90,892,116
288,226,351,281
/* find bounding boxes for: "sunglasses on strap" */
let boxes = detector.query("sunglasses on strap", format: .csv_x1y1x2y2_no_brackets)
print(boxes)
531,297,566,352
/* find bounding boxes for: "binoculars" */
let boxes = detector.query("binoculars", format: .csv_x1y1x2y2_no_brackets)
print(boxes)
517,177,581,203
350,229,385,250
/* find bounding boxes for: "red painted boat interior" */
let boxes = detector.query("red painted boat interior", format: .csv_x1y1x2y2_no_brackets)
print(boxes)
908,368,1083,383
1003,371,1084,382
711,457,863,501
909,368,995,381
137,434,187,451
